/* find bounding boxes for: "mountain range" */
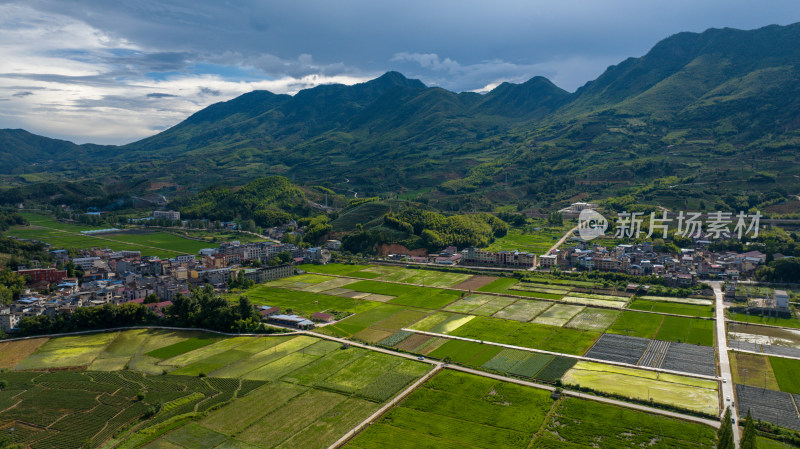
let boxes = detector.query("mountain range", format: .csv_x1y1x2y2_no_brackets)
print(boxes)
2,22,800,213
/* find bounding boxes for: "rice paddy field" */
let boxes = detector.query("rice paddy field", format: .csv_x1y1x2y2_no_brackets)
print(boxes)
537,396,717,448
6,212,211,258
428,315,602,355
344,370,717,449
344,370,556,449
321,304,431,340
0,329,433,449
767,356,800,394
561,361,720,415
0,370,263,449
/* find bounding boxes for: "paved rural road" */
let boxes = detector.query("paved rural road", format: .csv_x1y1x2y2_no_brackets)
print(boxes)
713,281,740,448
327,365,444,449
405,328,719,381
544,223,580,257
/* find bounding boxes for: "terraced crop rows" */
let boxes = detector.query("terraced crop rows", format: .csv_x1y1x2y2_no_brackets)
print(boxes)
584,333,716,376
736,384,800,430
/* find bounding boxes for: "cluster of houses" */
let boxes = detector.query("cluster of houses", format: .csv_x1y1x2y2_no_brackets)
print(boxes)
1,239,336,333
539,240,770,286
387,246,464,265
385,238,774,288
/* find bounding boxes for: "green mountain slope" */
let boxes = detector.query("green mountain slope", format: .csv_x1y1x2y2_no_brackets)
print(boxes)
2,23,800,214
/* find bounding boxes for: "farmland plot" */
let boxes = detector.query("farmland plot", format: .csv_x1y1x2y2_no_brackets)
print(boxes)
0,370,262,449
493,300,552,322
562,361,719,415
0,338,48,369
344,370,554,449
531,304,584,327
736,384,800,431
443,294,495,313
564,308,620,331
628,298,714,317
14,332,118,370
584,333,650,365
471,296,518,316
537,397,717,448
730,352,779,390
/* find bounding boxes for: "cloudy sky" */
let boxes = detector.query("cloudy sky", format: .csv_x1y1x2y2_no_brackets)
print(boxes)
2,0,799,144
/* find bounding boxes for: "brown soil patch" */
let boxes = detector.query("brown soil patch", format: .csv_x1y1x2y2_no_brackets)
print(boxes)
394,333,432,352
351,328,393,344
0,338,49,369
452,275,498,291
361,294,395,303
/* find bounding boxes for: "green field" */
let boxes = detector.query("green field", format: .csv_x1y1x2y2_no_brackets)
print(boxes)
494,300,552,322
443,294,496,313
561,361,719,415
151,345,428,448
0,370,264,449
477,278,522,294
606,311,714,346
7,213,211,258
345,369,717,449
564,308,621,331
477,278,565,300
606,310,665,339
358,266,471,288
728,311,800,329
758,437,798,449
769,356,800,394
1,329,433,449
629,298,715,317
297,263,375,277
343,280,462,309
524,275,604,289
428,340,502,366
654,316,715,346
484,223,572,254
345,370,555,449
532,304,585,327
237,285,382,317
538,396,717,448
14,332,120,370
446,316,601,355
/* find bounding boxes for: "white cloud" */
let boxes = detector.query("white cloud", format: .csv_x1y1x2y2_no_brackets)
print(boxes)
0,4,372,144
391,52,460,72
3,0,800,144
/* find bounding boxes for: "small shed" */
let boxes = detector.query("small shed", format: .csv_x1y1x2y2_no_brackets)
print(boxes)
312,312,335,323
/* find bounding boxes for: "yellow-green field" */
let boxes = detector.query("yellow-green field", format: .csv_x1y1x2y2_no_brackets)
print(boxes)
561,361,719,415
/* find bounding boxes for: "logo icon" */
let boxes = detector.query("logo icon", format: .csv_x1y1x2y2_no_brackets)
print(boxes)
578,209,607,241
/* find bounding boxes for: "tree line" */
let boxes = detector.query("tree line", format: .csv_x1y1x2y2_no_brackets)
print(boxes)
10,285,283,338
